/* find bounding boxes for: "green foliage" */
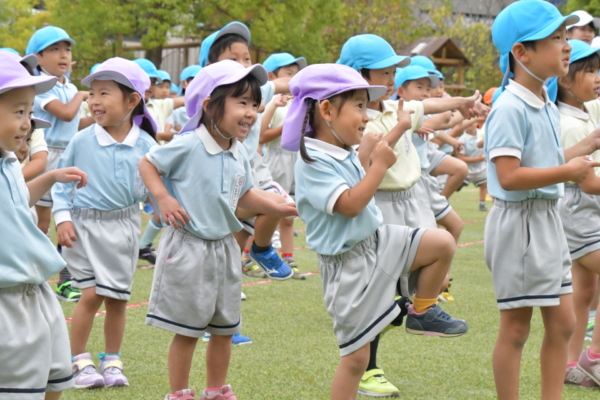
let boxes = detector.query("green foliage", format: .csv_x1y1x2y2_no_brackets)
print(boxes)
565,0,600,16
0,0,50,53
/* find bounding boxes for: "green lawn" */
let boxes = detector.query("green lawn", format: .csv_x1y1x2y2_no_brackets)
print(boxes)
49,188,600,399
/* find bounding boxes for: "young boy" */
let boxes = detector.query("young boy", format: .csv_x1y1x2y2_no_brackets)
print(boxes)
0,53,88,400
458,119,488,211
260,52,307,278
487,2,600,398
27,25,93,302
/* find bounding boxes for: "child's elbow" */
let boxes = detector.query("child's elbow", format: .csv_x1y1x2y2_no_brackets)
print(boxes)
497,175,517,191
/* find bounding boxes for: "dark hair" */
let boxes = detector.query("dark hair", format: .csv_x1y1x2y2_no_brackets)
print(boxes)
272,63,299,77
200,74,262,128
116,83,157,142
508,40,537,72
360,68,371,80
299,90,358,163
557,52,600,103
208,34,248,64
568,22,595,32
20,62,34,76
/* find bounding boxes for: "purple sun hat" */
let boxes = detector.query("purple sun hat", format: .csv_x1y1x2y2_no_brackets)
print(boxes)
81,57,157,133
180,59,268,133
0,49,39,72
281,63,387,152
0,52,56,95
31,117,51,129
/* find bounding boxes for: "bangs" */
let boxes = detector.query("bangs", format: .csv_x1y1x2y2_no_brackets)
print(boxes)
571,52,600,74
212,74,263,105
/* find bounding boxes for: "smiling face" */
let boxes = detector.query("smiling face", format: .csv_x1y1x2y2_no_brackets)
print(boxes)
37,41,72,79
215,87,259,140
397,77,431,101
363,66,396,101
315,89,369,147
0,87,35,153
567,24,596,45
88,80,140,129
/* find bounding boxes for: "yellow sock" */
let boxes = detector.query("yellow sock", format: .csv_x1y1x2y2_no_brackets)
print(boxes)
413,297,438,313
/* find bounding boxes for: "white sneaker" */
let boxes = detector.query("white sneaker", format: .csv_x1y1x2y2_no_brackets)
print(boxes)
271,230,282,249
241,292,247,301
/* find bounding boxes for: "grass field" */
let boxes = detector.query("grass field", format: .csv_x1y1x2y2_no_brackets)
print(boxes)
49,188,600,400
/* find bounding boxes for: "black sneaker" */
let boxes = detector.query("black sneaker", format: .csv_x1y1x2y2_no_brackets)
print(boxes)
139,245,157,264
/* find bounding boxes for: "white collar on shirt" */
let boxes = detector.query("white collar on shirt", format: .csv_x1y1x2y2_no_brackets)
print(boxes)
40,70,68,87
366,100,394,119
95,123,140,147
0,149,17,162
557,101,589,120
505,79,552,110
195,124,239,160
304,137,352,160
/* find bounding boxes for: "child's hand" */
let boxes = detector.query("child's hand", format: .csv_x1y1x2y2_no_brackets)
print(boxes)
57,221,77,248
567,156,600,183
397,99,414,131
158,195,190,229
478,154,486,162
415,126,434,141
370,141,397,169
587,128,600,151
52,167,88,189
79,91,89,101
274,202,298,218
359,132,383,157
477,140,484,148
273,94,292,107
457,91,481,119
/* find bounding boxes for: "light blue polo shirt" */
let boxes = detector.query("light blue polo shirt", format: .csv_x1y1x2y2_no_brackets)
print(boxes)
172,106,190,130
412,130,431,170
459,132,485,174
295,137,383,256
147,124,254,240
0,150,66,288
33,73,80,147
241,82,275,160
485,80,565,201
52,124,156,224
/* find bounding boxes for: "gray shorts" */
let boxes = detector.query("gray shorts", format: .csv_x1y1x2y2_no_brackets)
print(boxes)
416,170,452,221
426,145,448,174
63,205,141,301
0,283,73,398
263,146,297,195
485,199,573,310
146,227,242,338
319,225,425,356
36,146,66,207
558,185,600,260
250,152,274,190
375,186,437,230
465,168,487,187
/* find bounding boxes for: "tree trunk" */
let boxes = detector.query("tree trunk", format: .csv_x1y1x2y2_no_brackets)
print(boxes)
145,46,163,69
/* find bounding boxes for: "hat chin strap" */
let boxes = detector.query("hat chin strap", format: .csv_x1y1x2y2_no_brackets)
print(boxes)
108,108,134,127
325,120,346,147
213,122,234,140
567,89,586,104
511,52,545,83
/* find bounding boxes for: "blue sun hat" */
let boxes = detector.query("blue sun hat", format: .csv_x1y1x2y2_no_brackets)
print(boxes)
180,65,201,82
133,58,160,80
337,34,410,71
157,70,172,83
394,65,440,90
26,26,75,55
263,53,307,73
199,22,251,68
492,0,579,89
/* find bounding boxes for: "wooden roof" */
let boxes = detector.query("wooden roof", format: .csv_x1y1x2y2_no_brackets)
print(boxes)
400,37,472,67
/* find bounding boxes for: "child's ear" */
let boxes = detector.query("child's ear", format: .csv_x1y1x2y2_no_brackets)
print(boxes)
511,43,530,64
396,86,404,98
129,92,142,110
202,97,211,113
267,71,277,81
557,76,571,90
319,99,334,123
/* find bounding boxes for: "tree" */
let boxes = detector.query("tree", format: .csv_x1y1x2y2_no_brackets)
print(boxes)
565,0,600,16
0,0,50,53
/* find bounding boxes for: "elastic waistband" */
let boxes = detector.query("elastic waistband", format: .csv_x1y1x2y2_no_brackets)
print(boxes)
72,204,139,220
167,226,232,245
375,187,414,201
564,184,580,190
0,282,40,294
47,145,66,152
494,198,557,211
319,233,376,263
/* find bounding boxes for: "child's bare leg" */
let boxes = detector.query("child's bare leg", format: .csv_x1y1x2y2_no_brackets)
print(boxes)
435,210,463,244
104,297,127,354
493,307,533,400
568,259,598,362
206,334,233,388
45,392,61,400
432,157,468,199
590,299,600,353
168,334,199,392
70,287,104,354
235,191,285,247
479,183,488,202
540,294,575,400
279,218,294,256
331,343,370,400
232,230,250,253
35,205,52,234
410,229,455,299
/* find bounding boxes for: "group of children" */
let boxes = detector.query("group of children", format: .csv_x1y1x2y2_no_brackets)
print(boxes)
5,1,600,399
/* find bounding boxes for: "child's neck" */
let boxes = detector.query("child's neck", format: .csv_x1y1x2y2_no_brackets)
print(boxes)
206,124,232,150
314,129,345,149
561,92,586,111
367,100,383,112
513,70,545,102
104,120,133,143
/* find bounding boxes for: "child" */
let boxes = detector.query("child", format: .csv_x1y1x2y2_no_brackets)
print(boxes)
553,39,600,387
337,34,477,397
52,57,158,389
567,10,600,45
458,120,488,211
200,21,295,280
27,25,93,302
0,53,88,400
140,60,297,400
156,70,173,99
486,2,600,398
172,65,201,132
282,63,468,400
260,52,307,277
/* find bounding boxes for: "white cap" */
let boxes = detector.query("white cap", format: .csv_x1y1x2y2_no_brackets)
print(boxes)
592,36,600,49
567,10,600,30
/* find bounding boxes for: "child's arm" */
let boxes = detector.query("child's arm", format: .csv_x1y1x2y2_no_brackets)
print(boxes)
259,95,289,144
357,132,383,170
44,91,89,122
237,189,298,218
79,116,95,130
457,152,484,164
21,151,47,181
564,128,600,162
138,157,190,228
334,141,397,218
422,91,480,120
27,167,87,207
172,97,185,109
381,99,413,148
271,78,291,94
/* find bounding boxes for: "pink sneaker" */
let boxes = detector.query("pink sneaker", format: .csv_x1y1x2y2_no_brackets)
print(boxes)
72,353,105,389
578,347,600,386
565,364,598,387
99,354,129,388
200,385,237,400
165,389,196,400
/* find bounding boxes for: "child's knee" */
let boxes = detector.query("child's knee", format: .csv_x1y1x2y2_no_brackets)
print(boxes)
456,160,468,179
342,346,370,375
503,322,531,347
435,230,457,258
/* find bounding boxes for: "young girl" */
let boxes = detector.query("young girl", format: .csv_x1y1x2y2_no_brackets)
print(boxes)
52,57,158,389
567,10,600,45
139,60,297,400
282,63,468,400
554,40,600,387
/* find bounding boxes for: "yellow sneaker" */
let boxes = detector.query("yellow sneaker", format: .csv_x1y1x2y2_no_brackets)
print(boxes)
358,369,399,397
